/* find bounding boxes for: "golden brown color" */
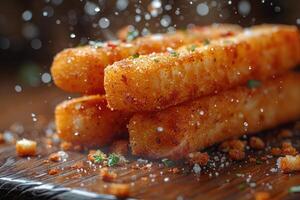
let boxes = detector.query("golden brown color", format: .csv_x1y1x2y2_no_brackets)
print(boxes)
55,95,131,147
128,73,300,159
51,24,242,94
105,25,300,112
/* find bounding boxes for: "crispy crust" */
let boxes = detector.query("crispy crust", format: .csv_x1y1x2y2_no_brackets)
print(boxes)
128,73,300,159
105,25,300,112
55,95,131,147
51,24,242,94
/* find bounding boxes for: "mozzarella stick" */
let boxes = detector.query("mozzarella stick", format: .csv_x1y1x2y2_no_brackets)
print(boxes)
51,24,242,94
105,25,300,112
55,95,131,147
128,73,300,159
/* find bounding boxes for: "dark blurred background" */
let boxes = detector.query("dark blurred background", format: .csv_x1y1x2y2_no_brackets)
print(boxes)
0,0,299,128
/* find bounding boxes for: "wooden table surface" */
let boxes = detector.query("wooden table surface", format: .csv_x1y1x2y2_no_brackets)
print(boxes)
1,81,300,200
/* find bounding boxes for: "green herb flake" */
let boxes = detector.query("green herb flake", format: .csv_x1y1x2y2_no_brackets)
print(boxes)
289,185,300,193
153,58,159,63
162,158,175,167
247,80,261,89
132,53,140,59
187,44,197,52
203,39,210,45
93,150,106,163
170,51,179,57
94,155,103,163
108,153,120,167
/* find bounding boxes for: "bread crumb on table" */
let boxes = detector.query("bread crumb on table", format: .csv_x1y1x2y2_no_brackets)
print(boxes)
100,167,117,182
187,152,209,166
229,149,245,161
106,183,130,198
277,155,300,173
249,137,265,150
16,138,37,157
219,139,246,152
48,168,60,175
281,142,298,156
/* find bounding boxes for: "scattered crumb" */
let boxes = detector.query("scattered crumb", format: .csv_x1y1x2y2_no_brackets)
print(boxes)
109,140,129,155
270,148,282,156
255,191,270,200
100,167,117,182
60,141,72,151
228,149,245,161
106,183,130,198
249,157,256,163
219,139,246,152
187,152,209,166
278,129,293,138
71,161,84,169
281,142,298,156
277,155,300,173
249,137,265,150
48,151,68,162
16,138,37,157
170,167,180,174
48,168,60,175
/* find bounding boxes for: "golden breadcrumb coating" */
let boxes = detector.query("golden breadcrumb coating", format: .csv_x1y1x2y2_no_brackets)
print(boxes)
128,73,300,159
51,24,241,94
105,25,300,111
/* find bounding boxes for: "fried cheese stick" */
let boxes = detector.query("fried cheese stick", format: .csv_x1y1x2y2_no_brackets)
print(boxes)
128,73,300,159
105,25,300,112
51,24,242,94
55,95,131,147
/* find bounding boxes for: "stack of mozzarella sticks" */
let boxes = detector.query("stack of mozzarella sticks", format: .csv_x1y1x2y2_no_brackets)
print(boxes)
51,24,300,159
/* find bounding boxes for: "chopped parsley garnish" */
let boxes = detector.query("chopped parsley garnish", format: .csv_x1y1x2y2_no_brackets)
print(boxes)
247,80,261,89
108,153,120,167
126,30,139,42
93,150,106,163
187,44,197,52
132,53,140,59
94,155,104,163
289,185,300,193
162,158,175,167
203,39,210,45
